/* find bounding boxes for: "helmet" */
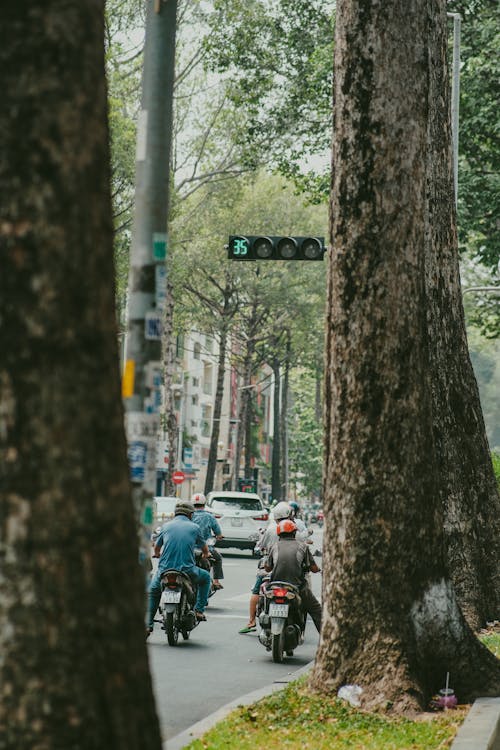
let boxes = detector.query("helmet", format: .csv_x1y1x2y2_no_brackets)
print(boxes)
175,501,195,517
289,501,300,515
272,501,291,521
277,519,297,536
192,492,206,506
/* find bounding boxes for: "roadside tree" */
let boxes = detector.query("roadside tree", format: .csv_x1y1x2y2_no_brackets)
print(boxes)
0,4,162,747
310,0,500,709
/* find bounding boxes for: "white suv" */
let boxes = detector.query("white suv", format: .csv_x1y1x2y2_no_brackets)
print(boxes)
206,491,269,553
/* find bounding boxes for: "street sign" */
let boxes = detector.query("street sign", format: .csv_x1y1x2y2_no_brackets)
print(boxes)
145,310,162,340
172,470,185,485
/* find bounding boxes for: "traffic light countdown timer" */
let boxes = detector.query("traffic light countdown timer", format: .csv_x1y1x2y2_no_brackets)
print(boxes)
227,235,326,261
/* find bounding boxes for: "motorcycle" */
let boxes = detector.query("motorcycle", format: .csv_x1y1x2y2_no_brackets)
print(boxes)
195,537,220,599
257,580,306,663
158,569,200,646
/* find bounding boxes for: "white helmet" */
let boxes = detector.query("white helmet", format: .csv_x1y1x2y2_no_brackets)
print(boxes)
192,492,206,506
272,501,291,521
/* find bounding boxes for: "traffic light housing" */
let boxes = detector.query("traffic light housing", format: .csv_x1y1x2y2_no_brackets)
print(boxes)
228,235,326,261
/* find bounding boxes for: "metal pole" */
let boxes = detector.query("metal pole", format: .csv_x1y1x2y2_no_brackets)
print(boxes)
124,0,178,541
448,12,461,207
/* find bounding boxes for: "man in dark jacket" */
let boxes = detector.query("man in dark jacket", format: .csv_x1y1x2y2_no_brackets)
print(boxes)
265,519,322,633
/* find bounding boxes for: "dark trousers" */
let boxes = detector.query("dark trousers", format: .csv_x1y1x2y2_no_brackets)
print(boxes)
210,548,224,580
300,584,322,633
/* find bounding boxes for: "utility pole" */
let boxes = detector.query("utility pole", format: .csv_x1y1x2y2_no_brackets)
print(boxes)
123,0,178,562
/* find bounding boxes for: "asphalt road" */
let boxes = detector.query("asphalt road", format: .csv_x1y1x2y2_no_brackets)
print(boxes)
147,528,323,741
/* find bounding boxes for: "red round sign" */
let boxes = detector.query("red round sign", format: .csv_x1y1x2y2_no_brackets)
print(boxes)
172,470,185,485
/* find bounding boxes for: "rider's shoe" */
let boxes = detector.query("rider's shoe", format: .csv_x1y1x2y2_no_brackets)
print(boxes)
195,611,207,621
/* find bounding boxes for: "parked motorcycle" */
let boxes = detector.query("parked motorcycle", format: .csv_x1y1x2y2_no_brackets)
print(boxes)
257,580,306,663
158,569,199,646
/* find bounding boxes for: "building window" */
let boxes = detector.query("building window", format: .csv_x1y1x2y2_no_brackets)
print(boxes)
203,363,212,395
201,404,212,437
192,377,199,388
191,395,199,406
176,334,184,358
205,335,213,353
193,342,201,360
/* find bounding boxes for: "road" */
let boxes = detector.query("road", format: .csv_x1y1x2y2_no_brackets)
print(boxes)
147,528,323,741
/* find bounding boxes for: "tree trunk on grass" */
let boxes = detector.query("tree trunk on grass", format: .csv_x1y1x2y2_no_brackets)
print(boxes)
310,0,500,711
424,0,500,629
0,4,162,747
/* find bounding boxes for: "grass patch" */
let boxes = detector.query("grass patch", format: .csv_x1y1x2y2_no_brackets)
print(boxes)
184,626,499,750
183,678,467,750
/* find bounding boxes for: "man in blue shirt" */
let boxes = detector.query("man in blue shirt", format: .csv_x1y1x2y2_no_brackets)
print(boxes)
191,492,224,589
146,501,211,638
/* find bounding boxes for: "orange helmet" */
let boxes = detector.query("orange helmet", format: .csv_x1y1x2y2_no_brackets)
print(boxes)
277,519,297,536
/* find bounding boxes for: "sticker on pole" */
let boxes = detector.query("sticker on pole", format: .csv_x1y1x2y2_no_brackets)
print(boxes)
172,470,185,485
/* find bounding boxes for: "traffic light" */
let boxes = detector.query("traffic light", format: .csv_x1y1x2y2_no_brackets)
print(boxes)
228,235,326,261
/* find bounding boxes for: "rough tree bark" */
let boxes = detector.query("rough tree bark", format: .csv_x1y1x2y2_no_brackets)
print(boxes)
0,3,162,748
425,0,500,629
310,0,500,711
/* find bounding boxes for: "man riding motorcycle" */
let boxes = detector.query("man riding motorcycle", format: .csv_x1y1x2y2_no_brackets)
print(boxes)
191,492,225,590
239,501,293,634
146,500,211,638
265,519,322,633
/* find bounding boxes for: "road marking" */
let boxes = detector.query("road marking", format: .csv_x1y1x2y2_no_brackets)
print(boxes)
205,614,248,620
221,593,252,603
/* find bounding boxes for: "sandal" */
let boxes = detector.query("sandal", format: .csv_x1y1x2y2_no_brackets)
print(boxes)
195,611,207,622
213,583,224,590
239,624,256,634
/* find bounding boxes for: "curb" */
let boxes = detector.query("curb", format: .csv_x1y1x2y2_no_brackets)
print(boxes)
163,661,314,750
451,697,500,750
164,667,500,750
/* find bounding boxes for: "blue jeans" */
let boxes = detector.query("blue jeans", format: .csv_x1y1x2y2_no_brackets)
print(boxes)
147,566,211,629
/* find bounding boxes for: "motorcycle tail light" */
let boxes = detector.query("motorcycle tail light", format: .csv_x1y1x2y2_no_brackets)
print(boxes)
273,588,288,599
166,573,178,588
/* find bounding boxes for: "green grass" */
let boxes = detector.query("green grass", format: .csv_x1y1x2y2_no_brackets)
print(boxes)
183,678,466,750
479,631,500,658
183,628,499,749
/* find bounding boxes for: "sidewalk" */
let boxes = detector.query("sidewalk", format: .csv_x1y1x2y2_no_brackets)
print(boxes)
165,664,500,750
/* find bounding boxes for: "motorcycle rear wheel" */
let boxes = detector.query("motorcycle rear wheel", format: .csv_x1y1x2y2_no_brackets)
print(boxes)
272,631,284,663
165,611,179,646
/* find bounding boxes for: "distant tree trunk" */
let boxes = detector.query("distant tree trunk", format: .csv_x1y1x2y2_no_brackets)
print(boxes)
424,0,500,629
244,391,253,479
204,322,228,494
162,277,178,496
311,0,500,711
233,344,253,490
0,4,162,748
280,332,291,499
271,358,281,503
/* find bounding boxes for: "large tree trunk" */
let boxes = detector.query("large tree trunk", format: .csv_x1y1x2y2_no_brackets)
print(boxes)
425,0,500,629
311,0,500,711
0,4,162,748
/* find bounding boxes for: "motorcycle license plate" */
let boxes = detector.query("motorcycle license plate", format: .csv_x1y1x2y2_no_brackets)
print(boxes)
269,603,289,617
161,590,181,604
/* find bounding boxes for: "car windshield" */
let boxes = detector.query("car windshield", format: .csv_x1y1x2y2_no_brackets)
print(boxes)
210,497,262,512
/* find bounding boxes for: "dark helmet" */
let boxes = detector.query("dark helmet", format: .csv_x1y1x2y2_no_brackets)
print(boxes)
289,501,300,515
175,501,195,517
